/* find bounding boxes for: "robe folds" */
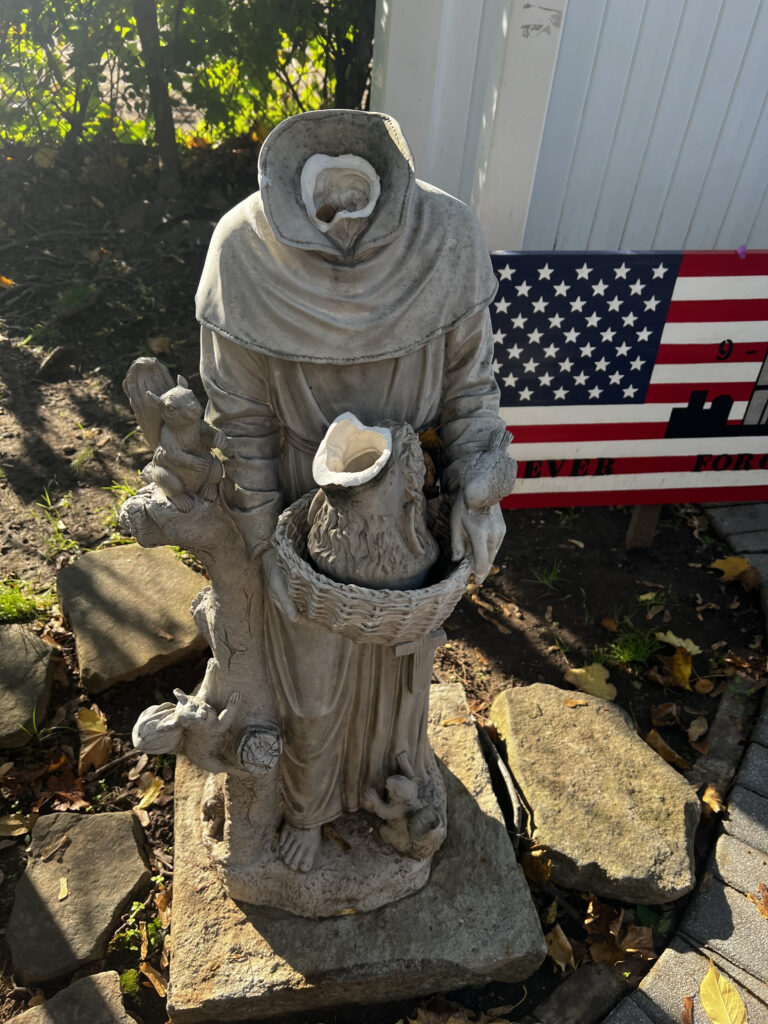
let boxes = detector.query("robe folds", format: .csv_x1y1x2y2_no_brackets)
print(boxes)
196,109,506,829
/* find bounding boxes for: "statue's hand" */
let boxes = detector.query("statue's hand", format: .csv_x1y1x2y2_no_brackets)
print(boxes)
450,495,505,583
263,548,299,621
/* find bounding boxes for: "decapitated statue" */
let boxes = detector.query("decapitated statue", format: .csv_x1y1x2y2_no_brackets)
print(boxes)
121,109,517,916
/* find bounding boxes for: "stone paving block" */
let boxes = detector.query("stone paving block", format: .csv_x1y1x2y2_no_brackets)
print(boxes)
57,545,208,692
634,935,768,1024
490,684,698,902
737,742,768,799
680,876,768,982
601,998,654,1024
0,624,54,748
725,784,768,855
12,971,135,1023
705,503,768,537
722,529,768,552
713,832,768,894
167,683,546,1022
529,962,627,1024
7,811,151,983
753,689,768,748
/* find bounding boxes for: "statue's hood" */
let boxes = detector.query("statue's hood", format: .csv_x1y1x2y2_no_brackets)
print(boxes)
196,109,497,365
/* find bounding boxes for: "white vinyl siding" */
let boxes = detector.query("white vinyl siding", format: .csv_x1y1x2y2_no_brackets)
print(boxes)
523,0,768,251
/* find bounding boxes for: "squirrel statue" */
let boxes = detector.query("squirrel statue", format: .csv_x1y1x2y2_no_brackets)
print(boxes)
123,357,227,512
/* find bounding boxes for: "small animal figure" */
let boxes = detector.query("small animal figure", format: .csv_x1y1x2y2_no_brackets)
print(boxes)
362,752,443,858
132,689,241,773
123,357,227,512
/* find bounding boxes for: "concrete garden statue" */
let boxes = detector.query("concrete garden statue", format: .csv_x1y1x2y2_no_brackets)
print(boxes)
121,108,517,915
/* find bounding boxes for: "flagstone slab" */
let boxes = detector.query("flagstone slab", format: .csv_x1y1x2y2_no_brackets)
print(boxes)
0,624,54,748
167,682,546,1022
737,742,768,798
7,811,151,983
602,1000,654,1024
12,971,135,1023
712,832,768,894
753,692,768,747
633,936,768,1024
490,683,700,902
713,528,768,553
680,876,768,983
705,503,768,537
529,962,628,1024
57,545,208,692
724,784,768,855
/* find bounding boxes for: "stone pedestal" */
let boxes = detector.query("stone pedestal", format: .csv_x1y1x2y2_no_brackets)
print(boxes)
167,682,545,1022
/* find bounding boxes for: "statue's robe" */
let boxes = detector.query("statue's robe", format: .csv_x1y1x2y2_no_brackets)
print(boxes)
196,110,506,829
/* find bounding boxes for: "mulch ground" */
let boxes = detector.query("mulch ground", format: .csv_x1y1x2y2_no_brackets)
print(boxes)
0,141,765,1024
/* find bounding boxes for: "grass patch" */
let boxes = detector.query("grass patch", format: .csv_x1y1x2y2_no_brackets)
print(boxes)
527,559,563,590
0,577,55,623
594,620,663,669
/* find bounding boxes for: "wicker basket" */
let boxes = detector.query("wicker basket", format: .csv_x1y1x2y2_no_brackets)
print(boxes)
271,491,472,645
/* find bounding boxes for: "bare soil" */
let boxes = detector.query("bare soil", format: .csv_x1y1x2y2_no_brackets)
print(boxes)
0,143,765,1024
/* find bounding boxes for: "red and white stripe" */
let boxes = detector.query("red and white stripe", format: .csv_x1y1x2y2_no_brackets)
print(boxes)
503,251,768,508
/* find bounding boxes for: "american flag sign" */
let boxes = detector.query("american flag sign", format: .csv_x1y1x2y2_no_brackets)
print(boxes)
490,251,768,508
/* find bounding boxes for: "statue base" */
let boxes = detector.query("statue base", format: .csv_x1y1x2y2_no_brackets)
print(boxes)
202,756,445,915
167,682,546,1023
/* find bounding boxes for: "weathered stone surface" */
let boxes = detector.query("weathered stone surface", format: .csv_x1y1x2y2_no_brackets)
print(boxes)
57,545,208,692
602,1000,654,1024
0,624,53,748
8,811,151,982
11,971,135,1023
705,503,768,537
713,833,768,893
490,684,700,902
714,529,768,552
529,962,627,1024
634,936,768,1024
738,742,768,798
681,876,768,983
686,686,754,792
725,784,768,854
167,682,546,1022
753,691,768,747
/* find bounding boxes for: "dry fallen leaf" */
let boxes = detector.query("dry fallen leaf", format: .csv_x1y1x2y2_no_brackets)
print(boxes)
155,887,172,929
564,698,588,707
656,631,703,655
670,647,693,688
565,663,616,701
710,556,752,581
58,876,69,901
601,617,619,632
545,924,575,972
440,714,470,726
699,958,747,1024
620,924,655,960
747,882,768,919
136,776,165,810
645,729,690,771
0,813,37,837
139,961,168,998
695,677,716,694
40,834,70,862
651,702,679,727
75,704,111,774
702,785,726,816
521,849,552,887
687,717,709,743
682,994,694,1024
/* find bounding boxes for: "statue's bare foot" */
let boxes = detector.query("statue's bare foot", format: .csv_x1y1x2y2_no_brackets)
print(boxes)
279,822,322,872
